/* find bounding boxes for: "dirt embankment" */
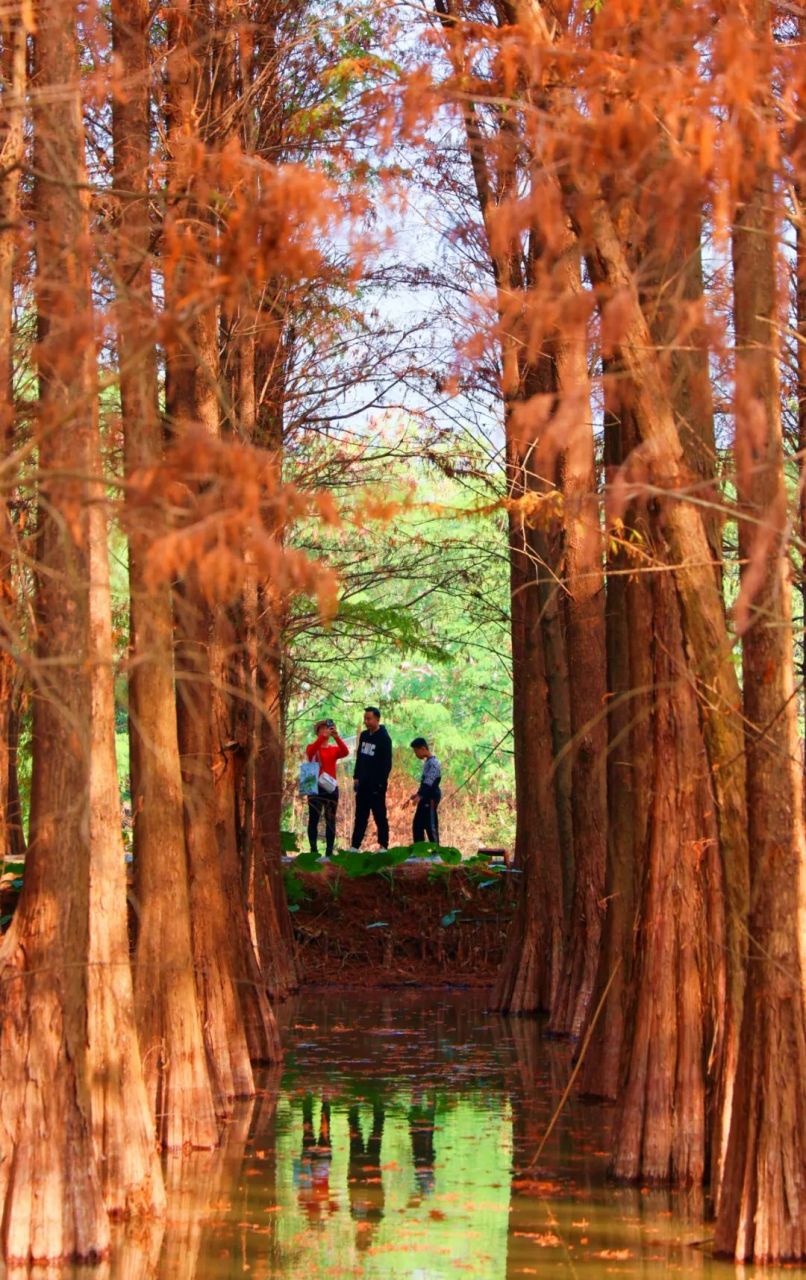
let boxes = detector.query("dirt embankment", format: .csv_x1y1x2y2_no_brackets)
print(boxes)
289,863,517,987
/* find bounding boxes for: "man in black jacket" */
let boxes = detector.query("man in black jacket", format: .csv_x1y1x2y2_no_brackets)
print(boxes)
350,706,393,850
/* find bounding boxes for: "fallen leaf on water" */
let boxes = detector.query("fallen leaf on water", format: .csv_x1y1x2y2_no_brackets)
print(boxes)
366,1243,452,1256
511,1179,564,1195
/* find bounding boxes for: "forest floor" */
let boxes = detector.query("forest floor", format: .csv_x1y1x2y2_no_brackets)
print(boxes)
290,863,516,987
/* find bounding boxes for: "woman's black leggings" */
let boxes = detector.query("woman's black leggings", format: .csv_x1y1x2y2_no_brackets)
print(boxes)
307,787,339,855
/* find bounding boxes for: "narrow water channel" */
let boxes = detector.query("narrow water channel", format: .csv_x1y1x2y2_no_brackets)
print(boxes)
20,991,806,1280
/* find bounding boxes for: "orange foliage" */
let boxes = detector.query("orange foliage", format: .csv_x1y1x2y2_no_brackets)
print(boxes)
128,432,339,617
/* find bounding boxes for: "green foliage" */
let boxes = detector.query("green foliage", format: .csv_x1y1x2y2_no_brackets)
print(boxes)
411,839,461,864
282,868,310,908
329,846,409,877
334,600,448,662
285,5,398,152
285,840,468,883
286,452,515,848
293,850,324,872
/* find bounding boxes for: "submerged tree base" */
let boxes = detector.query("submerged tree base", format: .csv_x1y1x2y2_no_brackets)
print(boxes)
0,934,110,1264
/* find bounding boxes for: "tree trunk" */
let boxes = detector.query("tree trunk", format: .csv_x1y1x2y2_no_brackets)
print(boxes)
547,267,608,1039
564,179,749,1172
610,560,723,1184
600,195,729,1183
715,18,806,1251
211,632,281,1060
246,8,301,994
528,501,574,908
796,181,806,771
433,0,566,1013
165,0,256,1110
206,2,283,1053
174,589,256,1106
0,7,25,859
253,591,301,997
112,0,218,1151
493,484,564,1014
0,3,164,1259
6,685,26,856
250,325,301,998
577,393,649,1099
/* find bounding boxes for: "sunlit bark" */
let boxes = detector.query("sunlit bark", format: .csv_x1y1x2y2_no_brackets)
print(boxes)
435,0,567,1011
601,199,728,1184
494,482,564,1014
0,2,164,1259
0,7,25,858
112,0,218,1150
564,182,749,1176
248,305,300,998
577,392,645,1100
610,562,723,1184
547,258,607,1038
165,0,257,1109
716,5,806,1252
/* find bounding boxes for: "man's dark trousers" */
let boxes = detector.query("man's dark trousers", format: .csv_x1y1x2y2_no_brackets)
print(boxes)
413,797,439,844
351,785,389,849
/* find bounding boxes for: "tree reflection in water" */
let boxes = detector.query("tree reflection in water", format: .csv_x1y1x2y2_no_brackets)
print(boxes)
72,993,737,1280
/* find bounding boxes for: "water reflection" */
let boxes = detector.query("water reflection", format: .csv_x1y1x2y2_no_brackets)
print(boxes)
295,1095,337,1225
408,1091,436,1200
6,994,806,1279
348,1101,385,1245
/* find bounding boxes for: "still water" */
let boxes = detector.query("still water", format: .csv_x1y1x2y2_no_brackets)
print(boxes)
14,991,806,1279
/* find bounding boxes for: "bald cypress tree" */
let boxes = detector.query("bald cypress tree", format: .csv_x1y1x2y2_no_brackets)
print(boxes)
0,1,164,1258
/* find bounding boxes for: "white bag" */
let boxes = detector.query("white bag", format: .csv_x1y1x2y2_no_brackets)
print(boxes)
318,770,337,794
298,759,320,796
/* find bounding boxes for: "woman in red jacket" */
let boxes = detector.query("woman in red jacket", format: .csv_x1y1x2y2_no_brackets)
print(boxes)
305,718,350,857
